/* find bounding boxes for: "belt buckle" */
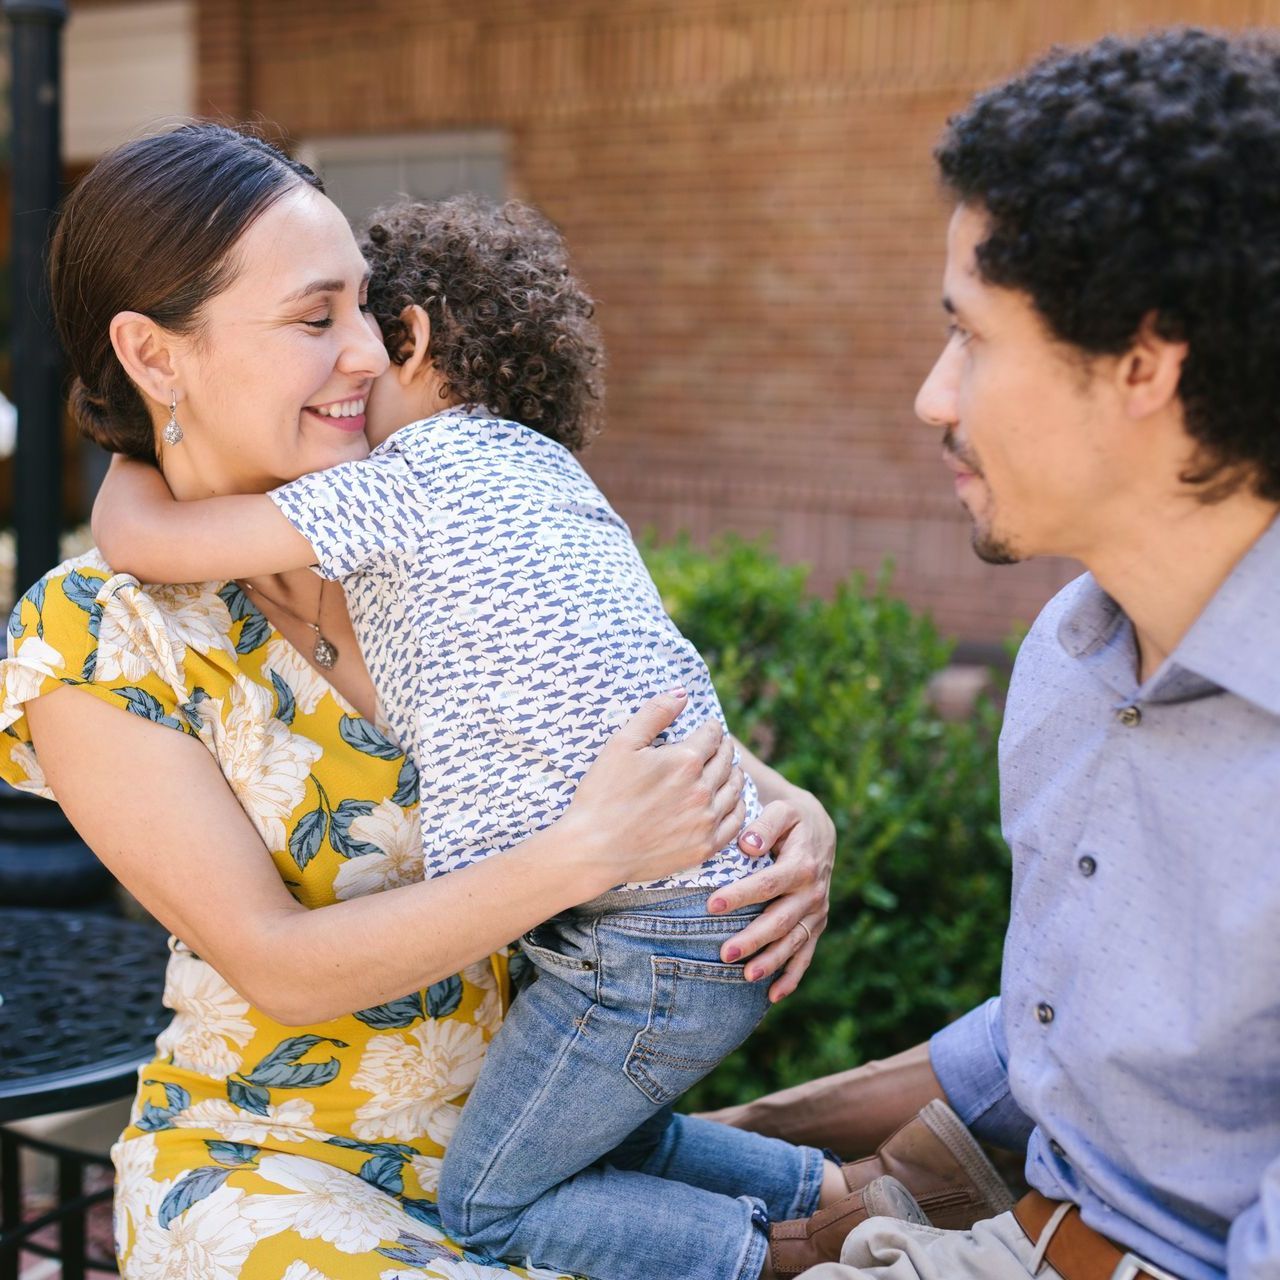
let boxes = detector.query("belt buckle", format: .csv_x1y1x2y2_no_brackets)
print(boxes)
1111,1251,1182,1280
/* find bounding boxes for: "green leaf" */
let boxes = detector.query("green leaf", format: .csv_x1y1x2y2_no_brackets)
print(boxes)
329,798,379,858
353,993,425,1029
425,975,462,1019
205,1140,260,1167
243,1035,348,1090
157,1166,233,1228
358,1153,405,1195
338,715,401,759
227,1079,270,1115
289,806,327,871
270,670,297,726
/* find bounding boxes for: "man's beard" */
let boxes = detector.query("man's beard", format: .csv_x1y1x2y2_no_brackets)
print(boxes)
970,526,1021,565
943,428,1022,565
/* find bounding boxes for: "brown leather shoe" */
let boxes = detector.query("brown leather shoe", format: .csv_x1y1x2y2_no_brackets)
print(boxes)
769,1175,927,1276
840,1098,1014,1230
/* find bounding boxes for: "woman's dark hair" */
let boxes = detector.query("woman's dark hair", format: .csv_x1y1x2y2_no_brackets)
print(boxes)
361,195,604,452
936,27,1280,500
50,122,323,462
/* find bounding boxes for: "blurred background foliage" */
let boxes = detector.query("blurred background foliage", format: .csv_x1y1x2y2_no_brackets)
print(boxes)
639,534,1011,1110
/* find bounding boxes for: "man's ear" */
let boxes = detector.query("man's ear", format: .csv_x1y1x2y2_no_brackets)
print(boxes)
109,311,182,412
1117,311,1188,421
395,304,433,386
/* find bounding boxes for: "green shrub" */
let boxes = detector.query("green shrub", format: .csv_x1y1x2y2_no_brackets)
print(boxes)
640,534,1011,1109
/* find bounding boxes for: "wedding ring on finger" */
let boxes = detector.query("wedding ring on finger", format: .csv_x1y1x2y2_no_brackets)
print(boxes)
795,919,813,948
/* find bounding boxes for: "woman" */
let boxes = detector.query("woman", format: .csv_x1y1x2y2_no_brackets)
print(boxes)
0,125,834,1278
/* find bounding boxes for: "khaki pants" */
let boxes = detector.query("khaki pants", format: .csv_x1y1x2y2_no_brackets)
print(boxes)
798,1211,1063,1280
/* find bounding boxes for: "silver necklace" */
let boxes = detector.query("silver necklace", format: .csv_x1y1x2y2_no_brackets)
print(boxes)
241,576,340,669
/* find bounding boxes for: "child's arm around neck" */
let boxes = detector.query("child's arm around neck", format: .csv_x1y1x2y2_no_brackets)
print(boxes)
92,455,318,583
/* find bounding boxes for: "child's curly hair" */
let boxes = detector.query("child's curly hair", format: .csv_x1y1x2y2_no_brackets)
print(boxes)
360,194,604,452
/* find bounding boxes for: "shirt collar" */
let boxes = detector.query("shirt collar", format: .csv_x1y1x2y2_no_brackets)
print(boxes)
1056,515,1280,716
1172,514,1280,717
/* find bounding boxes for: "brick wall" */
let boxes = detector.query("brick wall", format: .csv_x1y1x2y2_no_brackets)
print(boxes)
194,0,1280,644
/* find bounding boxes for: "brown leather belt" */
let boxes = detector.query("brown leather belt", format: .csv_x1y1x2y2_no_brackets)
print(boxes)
1012,1191,1182,1280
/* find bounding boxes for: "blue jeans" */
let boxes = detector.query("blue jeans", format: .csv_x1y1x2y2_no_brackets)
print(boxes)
438,888,826,1280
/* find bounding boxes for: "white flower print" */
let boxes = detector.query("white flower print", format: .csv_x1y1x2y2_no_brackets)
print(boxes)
409,1152,443,1195
206,675,322,853
381,1261,514,1279
155,955,255,1079
125,1183,260,1280
240,1154,411,1254
263,635,334,717
423,1101,461,1150
333,799,423,900
111,1133,158,1259
280,1263,338,1280
350,1021,487,1141
462,960,503,1036
175,1097,317,1144
95,582,186,688
8,740,45,793
145,582,237,661
1,635,64,724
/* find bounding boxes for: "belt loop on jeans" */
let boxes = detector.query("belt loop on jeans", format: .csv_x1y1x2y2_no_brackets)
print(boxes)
1012,1192,1184,1280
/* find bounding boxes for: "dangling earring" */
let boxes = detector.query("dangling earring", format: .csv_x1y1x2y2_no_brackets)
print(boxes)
163,390,184,446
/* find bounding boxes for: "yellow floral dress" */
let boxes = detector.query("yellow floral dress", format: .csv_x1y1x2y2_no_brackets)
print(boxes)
0,553,566,1280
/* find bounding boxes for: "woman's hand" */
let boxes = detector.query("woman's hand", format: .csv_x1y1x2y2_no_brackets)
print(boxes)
709,790,836,1003
561,690,750,897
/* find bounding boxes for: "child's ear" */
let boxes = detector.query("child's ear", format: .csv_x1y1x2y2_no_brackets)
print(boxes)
109,311,181,410
395,304,433,386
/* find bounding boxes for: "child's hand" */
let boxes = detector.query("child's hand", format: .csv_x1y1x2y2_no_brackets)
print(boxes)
561,691,749,894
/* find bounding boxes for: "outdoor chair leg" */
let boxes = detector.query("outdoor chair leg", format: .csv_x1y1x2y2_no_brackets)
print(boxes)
59,1152,87,1280
0,1129,21,1280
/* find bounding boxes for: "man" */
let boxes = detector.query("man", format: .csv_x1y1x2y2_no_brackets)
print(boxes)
713,26,1280,1280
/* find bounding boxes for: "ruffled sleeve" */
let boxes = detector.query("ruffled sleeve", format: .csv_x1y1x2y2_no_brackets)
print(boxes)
0,552,201,799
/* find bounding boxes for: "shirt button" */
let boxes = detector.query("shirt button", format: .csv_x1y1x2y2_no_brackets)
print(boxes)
1117,705,1142,728
1036,1001,1055,1025
1078,855,1097,877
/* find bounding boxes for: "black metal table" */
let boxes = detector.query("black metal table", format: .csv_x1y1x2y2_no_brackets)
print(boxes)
0,908,171,1278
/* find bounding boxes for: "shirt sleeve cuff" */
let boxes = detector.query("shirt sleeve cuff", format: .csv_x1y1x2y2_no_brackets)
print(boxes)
930,996,1035,1150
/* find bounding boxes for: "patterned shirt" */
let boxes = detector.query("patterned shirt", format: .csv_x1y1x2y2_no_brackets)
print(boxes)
270,405,761,891
931,516,1280,1280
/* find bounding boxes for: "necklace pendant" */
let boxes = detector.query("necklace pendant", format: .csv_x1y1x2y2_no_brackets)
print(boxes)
313,634,339,669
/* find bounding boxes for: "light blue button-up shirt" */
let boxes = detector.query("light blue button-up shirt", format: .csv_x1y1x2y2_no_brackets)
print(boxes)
931,517,1280,1280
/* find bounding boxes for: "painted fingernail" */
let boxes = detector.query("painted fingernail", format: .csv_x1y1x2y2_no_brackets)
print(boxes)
747,967,761,982
741,831,763,849
709,897,728,914
724,945,741,962
668,686,688,699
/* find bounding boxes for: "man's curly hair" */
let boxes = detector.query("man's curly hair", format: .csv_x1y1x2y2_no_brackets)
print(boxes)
937,27,1280,500
360,194,604,452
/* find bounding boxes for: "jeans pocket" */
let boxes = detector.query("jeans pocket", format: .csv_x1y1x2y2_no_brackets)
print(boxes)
623,955,770,1106
519,924,596,976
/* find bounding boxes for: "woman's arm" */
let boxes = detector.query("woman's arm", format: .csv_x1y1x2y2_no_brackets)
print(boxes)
710,737,837,1002
27,687,745,1026
91,456,317,581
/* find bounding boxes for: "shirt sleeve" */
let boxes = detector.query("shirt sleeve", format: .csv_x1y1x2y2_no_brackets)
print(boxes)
929,996,1036,1150
1228,1158,1280,1280
268,446,438,580
0,562,197,799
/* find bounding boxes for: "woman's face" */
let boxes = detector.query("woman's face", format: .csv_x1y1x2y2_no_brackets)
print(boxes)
165,185,390,494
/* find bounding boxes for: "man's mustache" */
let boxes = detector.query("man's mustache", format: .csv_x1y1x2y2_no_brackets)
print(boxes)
942,428,983,478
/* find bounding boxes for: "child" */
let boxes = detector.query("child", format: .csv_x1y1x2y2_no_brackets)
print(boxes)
93,196,865,1280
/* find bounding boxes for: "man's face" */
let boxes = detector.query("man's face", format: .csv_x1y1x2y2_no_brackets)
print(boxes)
915,204,1119,565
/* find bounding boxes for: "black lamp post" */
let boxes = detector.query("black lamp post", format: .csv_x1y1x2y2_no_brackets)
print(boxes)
6,0,66,596
0,2,109,910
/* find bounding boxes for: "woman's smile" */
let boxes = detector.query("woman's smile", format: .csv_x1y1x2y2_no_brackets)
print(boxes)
305,394,368,434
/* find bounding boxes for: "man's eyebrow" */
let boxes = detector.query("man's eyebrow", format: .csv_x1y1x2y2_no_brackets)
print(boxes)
282,270,372,306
